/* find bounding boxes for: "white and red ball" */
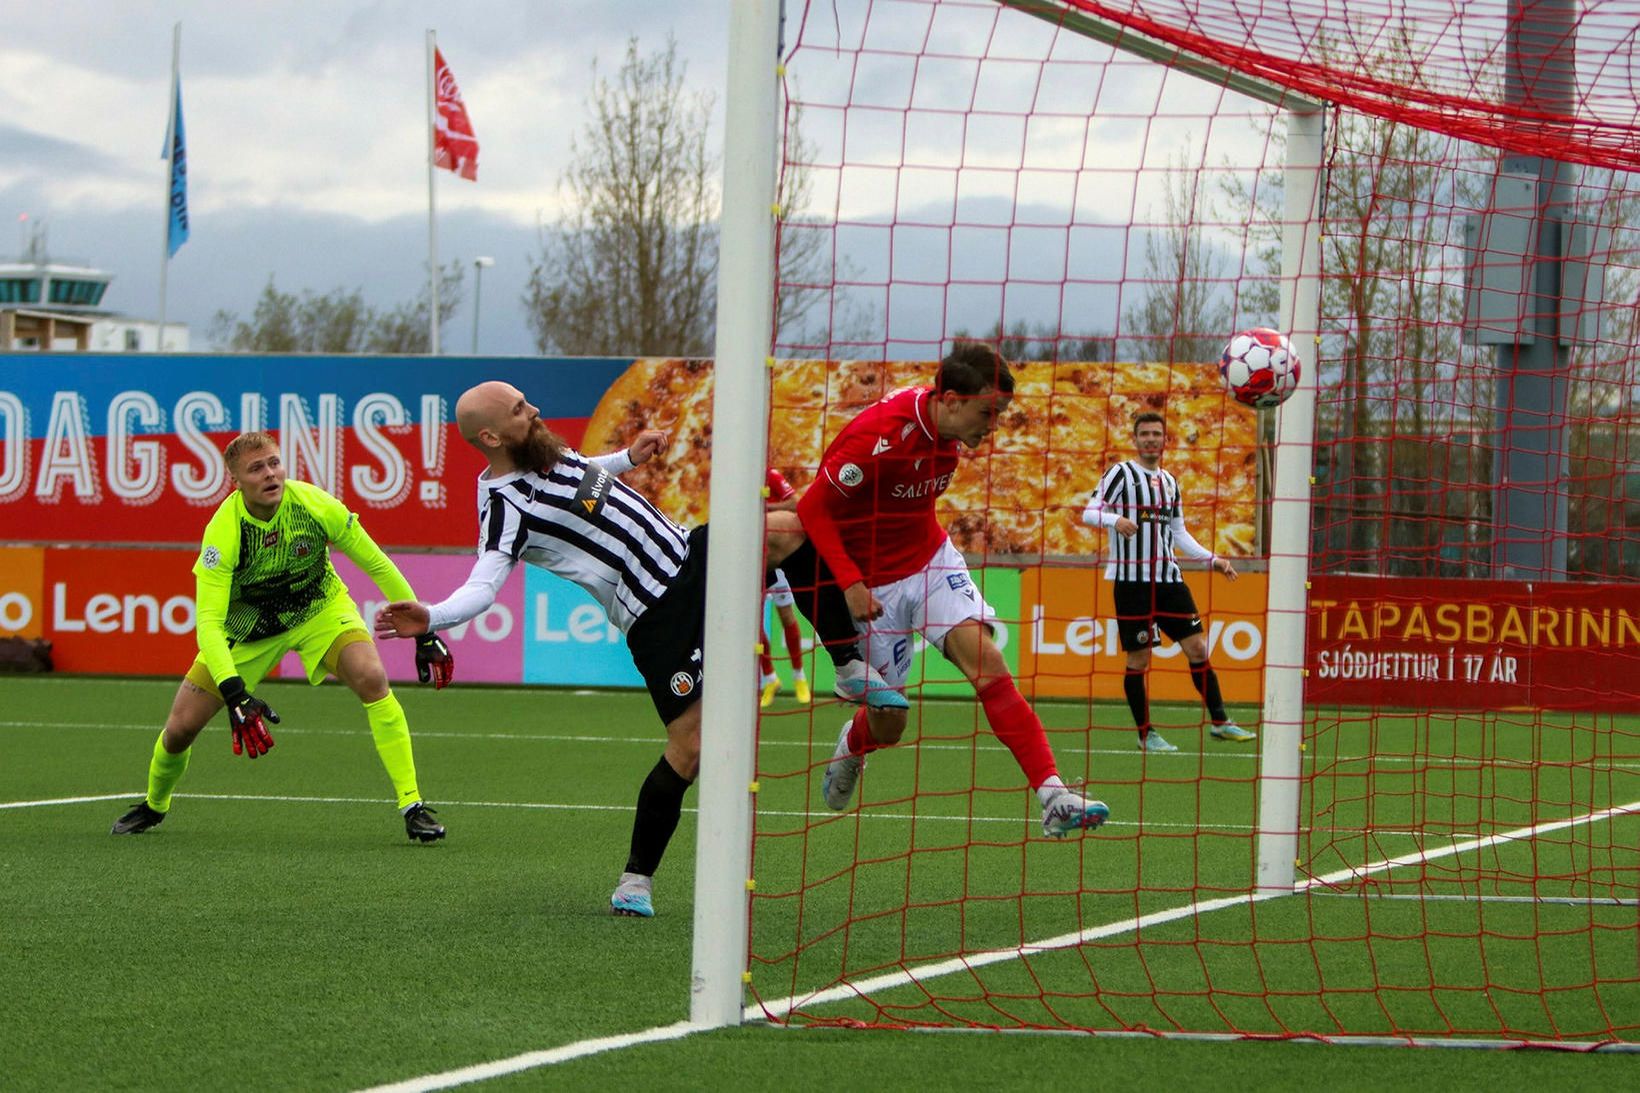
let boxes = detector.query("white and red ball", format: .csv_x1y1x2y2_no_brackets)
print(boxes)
1219,327,1301,409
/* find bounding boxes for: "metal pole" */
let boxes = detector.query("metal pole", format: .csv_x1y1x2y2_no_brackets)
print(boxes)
1490,0,1576,579
471,256,492,354
690,0,780,1030
1256,105,1324,896
425,29,441,356
156,23,180,352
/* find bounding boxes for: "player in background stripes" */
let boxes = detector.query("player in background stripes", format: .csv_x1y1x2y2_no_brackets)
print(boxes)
110,430,452,843
1081,411,1256,753
796,343,1110,838
759,467,811,706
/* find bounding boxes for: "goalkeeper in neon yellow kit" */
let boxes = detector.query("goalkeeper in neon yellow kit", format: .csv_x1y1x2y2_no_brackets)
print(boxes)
111,431,454,842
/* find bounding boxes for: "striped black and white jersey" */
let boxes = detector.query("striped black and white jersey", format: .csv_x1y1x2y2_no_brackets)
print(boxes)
1082,460,1214,583
428,449,689,636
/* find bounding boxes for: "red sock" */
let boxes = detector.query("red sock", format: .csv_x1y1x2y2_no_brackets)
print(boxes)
976,675,1058,789
845,707,882,755
780,616,805,672
758,627,774,677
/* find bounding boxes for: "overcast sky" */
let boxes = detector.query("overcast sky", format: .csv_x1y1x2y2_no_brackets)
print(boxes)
1,1,730,355
2,0,1287,358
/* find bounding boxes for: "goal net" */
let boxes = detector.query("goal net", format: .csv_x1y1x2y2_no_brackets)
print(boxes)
734,0,1640,1043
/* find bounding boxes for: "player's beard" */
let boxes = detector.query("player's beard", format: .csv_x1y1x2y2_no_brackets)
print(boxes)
507,420,566,473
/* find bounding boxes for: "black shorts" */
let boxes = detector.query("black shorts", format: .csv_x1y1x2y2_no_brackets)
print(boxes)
626,525,709,725
1111,580,1203,653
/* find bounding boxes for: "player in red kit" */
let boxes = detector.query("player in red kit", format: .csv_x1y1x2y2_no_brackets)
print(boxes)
759,468,811,706
796,343,1109,838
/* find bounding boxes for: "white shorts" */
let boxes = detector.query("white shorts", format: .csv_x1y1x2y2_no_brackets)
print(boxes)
765,568,795,609
858,538,996,692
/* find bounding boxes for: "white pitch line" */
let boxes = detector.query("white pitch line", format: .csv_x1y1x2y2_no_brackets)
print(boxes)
356,1021,701,1093
0,792,138,810
0,717,1269,763
0,789,1242,831
17,718,1640,775
9,790,1635,843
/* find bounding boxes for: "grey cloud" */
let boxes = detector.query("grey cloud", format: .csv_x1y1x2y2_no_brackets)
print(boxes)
9,1,729,82
0,124,131,179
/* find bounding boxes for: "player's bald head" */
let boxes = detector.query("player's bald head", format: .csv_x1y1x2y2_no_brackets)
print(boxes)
455,381,524,445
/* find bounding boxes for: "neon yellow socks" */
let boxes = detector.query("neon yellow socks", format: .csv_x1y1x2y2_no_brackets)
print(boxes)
146,730,191,813
365,691,422,810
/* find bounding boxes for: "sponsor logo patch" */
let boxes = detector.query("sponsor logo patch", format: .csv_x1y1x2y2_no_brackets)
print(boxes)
263,531,279,548
871,437,892,455
575,466,613,518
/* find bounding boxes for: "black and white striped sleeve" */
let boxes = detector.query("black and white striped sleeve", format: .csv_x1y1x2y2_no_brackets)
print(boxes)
1082,465,1123,528
481,489,530,560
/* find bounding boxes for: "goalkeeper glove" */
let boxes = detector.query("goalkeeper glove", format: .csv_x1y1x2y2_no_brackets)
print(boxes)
415,633,454,689
219,675,279,758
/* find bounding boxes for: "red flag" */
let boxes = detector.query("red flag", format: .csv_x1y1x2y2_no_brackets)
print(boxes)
432,47,478,181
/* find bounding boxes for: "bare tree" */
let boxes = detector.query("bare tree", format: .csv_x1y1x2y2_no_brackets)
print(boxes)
1123,151,1233,365
774,100,878,355
947,320,1116,364
525,36,717,356
1223,33,1500,577
364,265,465,353
210,267,463,354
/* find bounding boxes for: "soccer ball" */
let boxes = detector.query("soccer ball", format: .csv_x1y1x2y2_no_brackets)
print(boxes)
1219,328,1301,409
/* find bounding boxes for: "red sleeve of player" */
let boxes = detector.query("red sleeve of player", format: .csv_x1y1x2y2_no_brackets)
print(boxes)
796,484,862,589
795,417,881,589
765,467,795,502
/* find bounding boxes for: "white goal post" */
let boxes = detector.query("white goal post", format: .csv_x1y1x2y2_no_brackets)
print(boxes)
690,0,1324,1027
690,0,781,1029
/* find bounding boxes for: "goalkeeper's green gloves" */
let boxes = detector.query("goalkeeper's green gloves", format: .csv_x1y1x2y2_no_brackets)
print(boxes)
219,675,279,758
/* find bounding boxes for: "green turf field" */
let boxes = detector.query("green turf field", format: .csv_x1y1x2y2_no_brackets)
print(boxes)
2,676,1636,1089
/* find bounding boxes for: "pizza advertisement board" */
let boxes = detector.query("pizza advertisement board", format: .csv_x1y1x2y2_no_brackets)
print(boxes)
585,357,1261,561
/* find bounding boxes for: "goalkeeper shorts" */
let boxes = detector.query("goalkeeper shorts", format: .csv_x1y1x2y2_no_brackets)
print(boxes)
185,595,373,696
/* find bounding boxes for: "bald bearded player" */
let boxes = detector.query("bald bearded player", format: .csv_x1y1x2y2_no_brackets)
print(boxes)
374,381,889,917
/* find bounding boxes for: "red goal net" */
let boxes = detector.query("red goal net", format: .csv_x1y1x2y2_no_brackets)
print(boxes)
747,0,1640,1044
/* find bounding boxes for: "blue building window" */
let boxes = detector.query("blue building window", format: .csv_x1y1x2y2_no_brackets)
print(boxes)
0,278,41,304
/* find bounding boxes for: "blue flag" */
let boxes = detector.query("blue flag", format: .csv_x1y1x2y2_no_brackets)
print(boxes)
163,78,189,257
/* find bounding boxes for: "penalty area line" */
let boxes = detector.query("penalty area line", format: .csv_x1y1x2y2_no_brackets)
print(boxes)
0,790,1246,832
356,1020,701,1093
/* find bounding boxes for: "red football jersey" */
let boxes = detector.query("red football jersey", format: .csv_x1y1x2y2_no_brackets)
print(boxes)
765,467,796,502
796,386,959,587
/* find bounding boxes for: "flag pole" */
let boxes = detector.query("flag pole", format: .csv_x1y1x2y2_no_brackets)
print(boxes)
157,22,180,353
425,29,441,355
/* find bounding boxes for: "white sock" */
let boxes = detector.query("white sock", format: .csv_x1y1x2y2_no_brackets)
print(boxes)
1035,775,1067,808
